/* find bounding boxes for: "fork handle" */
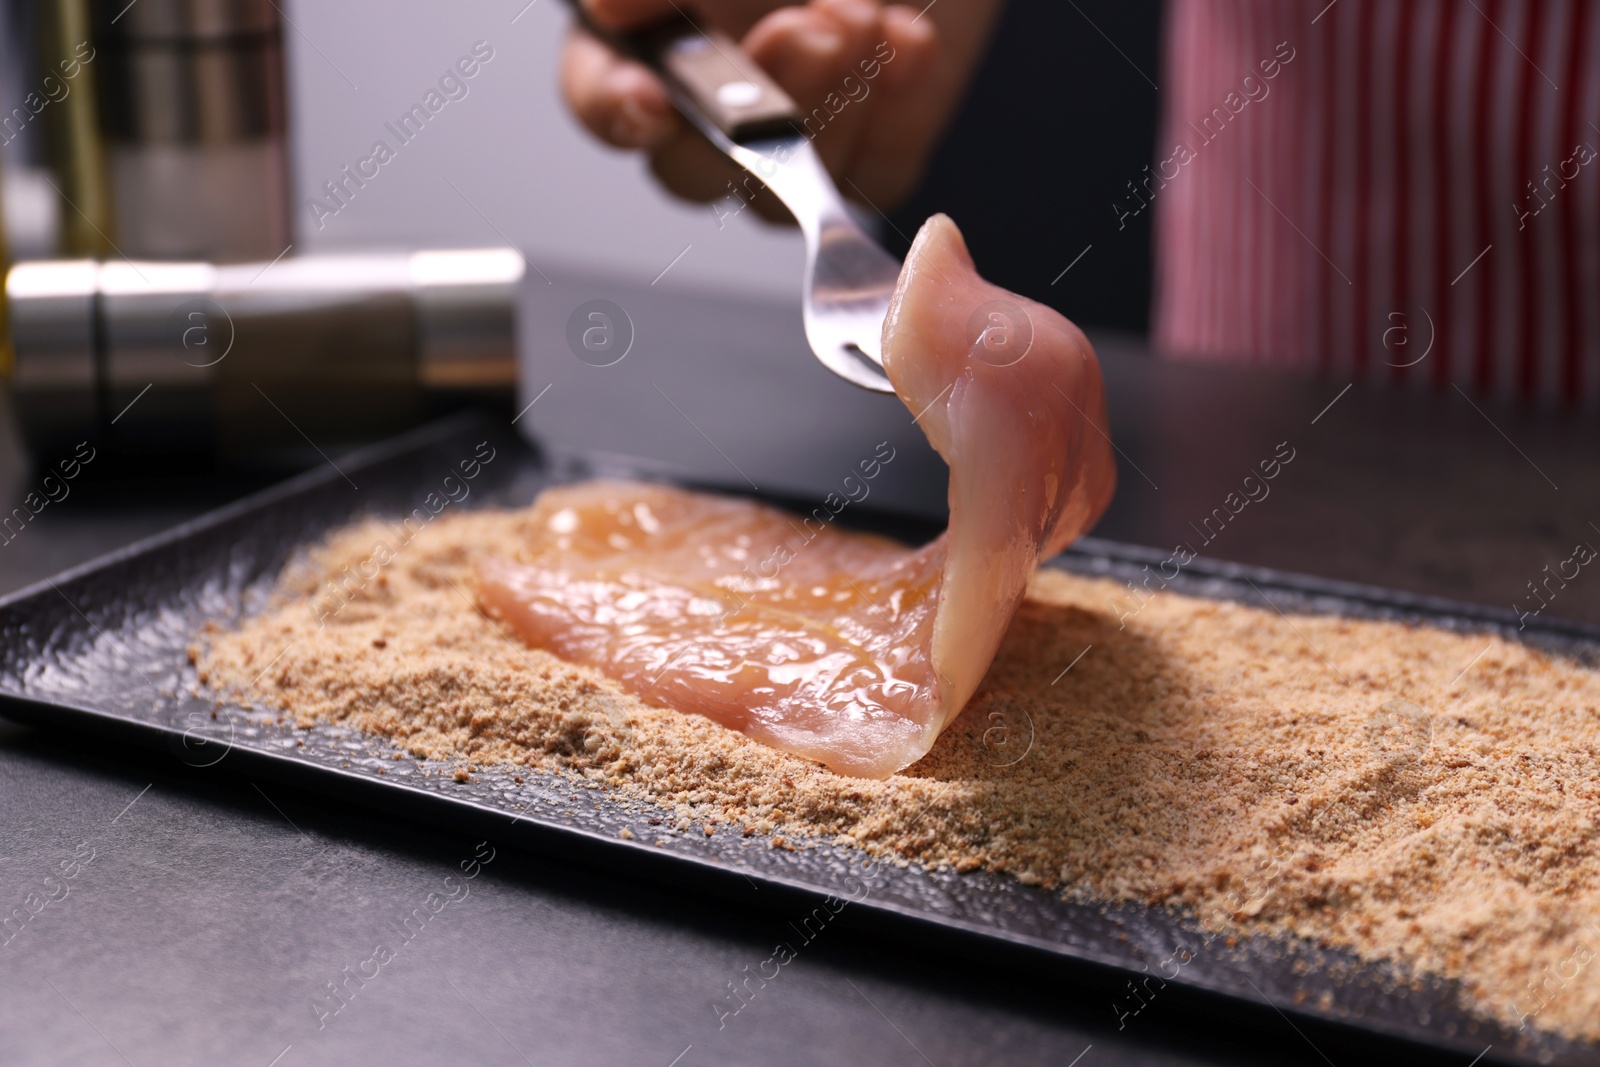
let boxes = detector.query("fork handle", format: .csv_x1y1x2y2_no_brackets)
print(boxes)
569,3,803,143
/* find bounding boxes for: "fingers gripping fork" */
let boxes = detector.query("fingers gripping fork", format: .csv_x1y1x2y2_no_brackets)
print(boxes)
568,2,900,393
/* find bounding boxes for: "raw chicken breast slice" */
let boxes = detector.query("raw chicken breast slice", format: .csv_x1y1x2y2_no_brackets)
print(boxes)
883,214,1116,729
476,214,1115,777
476,483,944,777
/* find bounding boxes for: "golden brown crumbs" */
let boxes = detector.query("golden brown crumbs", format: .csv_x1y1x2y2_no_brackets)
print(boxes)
197,509,1600,1042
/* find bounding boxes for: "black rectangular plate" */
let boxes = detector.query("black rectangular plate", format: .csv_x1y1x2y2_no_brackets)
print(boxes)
1,414,1595,1067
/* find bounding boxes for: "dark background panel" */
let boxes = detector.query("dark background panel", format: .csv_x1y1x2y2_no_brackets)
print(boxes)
890,0,1165,334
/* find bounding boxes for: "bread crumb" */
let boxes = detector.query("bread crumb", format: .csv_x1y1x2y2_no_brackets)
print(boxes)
196,509,1600,1043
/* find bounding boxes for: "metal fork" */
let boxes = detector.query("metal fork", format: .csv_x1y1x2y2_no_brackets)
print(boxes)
571,6,900,393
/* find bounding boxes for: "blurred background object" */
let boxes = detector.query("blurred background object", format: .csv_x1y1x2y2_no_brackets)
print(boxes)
92,0,290,262
3,0,292,263
6,247,522,465
40,0,113,259
1,0,539,468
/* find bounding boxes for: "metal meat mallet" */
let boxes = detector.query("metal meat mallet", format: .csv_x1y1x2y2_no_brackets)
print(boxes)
572,4,901,393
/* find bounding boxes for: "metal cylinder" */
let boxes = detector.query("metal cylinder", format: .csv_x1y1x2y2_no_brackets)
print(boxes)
92,0,289,261
5,247,522,464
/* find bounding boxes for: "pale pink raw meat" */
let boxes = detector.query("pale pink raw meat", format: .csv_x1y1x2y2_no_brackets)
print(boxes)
476,215,1115,777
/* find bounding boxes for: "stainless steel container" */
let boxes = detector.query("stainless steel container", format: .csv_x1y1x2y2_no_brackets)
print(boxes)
6,247,522,463
93,0,289,261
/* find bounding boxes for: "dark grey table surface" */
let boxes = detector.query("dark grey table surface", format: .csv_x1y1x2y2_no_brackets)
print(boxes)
1,312,1596,1067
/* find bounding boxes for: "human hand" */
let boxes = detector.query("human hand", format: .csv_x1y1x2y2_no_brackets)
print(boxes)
560,0,983,216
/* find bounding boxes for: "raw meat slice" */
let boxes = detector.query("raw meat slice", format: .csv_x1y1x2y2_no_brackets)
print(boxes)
476,482,942,776
882,214,1116,730
477,215,1115,776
